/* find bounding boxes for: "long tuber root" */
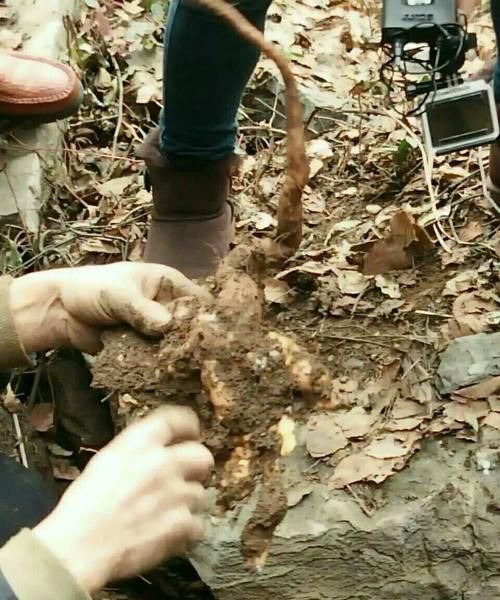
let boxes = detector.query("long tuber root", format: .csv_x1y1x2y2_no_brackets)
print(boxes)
93,3,314,538
194,0,309,261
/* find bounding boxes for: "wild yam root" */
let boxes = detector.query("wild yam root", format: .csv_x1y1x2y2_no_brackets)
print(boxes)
93,248,332,461
93,0,312,513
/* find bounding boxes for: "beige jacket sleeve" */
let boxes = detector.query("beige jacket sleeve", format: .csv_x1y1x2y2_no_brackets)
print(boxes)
0,277,33,370
0,278,89,597
0,530,90,600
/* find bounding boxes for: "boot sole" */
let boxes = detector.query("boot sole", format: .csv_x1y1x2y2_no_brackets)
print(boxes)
0,82,84,130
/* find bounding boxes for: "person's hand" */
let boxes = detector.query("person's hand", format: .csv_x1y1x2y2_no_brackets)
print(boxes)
457,0,480,17
10,262,210,354
33,406,214,594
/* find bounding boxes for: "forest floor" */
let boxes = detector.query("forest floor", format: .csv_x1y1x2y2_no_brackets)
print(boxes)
2,0,500,598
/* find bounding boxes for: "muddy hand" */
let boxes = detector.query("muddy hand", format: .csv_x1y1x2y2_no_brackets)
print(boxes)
10,262,212,354
33,406,214,593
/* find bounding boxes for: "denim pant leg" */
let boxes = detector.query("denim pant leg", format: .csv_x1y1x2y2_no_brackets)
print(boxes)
491,0,500,100
160,0,272,160
0,454,55,546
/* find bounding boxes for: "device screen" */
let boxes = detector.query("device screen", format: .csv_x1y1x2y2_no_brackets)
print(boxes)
427,91,494,147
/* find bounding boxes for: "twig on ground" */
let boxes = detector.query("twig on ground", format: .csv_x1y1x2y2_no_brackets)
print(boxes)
239,125,287,136
7,136,142,164
323,334,400,350
109,55,124,171
414,310,452,319
12,413,28,469
27,355,45,411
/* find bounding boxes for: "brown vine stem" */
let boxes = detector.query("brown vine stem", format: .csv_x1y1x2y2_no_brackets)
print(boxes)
194,0,309,259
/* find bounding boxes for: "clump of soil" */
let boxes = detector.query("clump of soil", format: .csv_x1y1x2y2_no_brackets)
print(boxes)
93,246,332,507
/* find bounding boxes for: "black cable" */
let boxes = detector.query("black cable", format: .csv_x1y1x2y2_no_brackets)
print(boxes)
383,20,467,74
381,49,434,117
379,17,468,118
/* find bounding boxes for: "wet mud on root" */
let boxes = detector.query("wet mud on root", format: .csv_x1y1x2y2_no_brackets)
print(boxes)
93,246,333,513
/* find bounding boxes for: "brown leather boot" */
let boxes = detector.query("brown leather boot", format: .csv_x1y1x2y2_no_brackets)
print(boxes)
137,129,234,279
0,51,83,123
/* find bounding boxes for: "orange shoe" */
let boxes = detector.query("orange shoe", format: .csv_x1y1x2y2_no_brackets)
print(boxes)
0,51,83,124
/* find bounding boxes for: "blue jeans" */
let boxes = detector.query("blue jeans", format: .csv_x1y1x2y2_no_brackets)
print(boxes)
0,454,55,546
159,0,272,160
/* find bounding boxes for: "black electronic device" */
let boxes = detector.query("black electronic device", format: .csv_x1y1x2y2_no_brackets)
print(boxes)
380,0,498,154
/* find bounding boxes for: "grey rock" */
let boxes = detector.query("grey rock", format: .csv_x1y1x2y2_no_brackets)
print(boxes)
436,332,500,394
190,437,500,600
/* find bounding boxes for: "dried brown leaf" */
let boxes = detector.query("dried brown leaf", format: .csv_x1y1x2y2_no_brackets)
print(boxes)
450,291,498,336
437,165,469,180
365,435,409,459
123,0,144,16
443,270,478,296
331,452,398,488
307,139,333,160
335,406,375,438
392,399,427,419
444,400,489,431
456,376,500,400
96,175,136,197
306,414,348,458
427,418,461,434
363,212,434,275
304,192,326,214
401,354,434,405
384,417,423,431
287,484,313,508
459,220,484,242
374,274,401,299
264,278,290,305
80,239,121,255
441,245,471,266
335,269,369,295
95,10,112,37
277,260,333,278
483,412,500,431
52,458,80,481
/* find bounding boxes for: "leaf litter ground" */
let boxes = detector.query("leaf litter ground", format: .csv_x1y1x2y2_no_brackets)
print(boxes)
59,0,500,511
5,0,500,594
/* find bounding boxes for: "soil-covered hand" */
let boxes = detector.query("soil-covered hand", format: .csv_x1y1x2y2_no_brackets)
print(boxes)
33,406,214,594
10,262,210,354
